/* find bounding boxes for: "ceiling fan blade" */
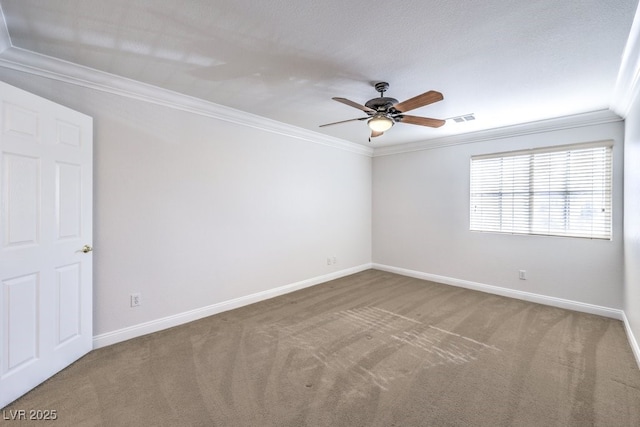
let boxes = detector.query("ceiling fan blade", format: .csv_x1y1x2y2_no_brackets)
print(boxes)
319,117,368,127
333,97,376,113
369,130,384,142
398,115,446,128
393,90,443,113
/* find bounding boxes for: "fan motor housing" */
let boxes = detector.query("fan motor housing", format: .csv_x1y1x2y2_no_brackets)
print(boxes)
365,97,399,112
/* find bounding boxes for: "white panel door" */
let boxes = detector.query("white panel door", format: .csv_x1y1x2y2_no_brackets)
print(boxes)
0,81,93,408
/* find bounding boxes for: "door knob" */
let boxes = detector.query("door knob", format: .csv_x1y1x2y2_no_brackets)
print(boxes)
81,244,93,253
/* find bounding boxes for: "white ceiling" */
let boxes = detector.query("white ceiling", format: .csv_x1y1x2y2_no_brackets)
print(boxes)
0,0,638,147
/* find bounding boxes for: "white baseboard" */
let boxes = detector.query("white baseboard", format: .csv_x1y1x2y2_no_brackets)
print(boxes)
93,263,372,349
372,263,624,320
622,311,640,370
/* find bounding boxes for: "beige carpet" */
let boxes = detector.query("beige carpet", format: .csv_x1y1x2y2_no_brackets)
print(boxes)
3,269,640,426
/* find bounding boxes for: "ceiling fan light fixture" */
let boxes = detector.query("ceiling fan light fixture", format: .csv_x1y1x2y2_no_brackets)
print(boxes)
368,115,394,132
321,84,445,138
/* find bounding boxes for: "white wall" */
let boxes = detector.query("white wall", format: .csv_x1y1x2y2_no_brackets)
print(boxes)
624,86,640,358
0,69,372,341
373,121,624,310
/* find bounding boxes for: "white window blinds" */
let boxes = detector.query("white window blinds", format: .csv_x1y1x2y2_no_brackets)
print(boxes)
470,142,613,239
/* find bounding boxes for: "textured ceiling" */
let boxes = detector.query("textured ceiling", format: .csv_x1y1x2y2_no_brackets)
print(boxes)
0,0,638,147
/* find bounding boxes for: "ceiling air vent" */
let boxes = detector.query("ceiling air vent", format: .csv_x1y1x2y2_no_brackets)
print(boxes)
450,113,475,123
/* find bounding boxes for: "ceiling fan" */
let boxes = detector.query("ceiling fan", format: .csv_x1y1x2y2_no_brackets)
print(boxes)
320,82,445,141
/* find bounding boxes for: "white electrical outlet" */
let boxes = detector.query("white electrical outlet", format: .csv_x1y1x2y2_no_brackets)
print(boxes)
327,257,332,265
519,270,527,280
130,293,141,307
332,256,337,264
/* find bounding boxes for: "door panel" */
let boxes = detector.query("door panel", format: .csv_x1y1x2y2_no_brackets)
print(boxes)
56,263,81,345
3,154,40,247
0,82,93,408
3,102,39,140
56,162,82,240
56,120,81,148
3,273,38,372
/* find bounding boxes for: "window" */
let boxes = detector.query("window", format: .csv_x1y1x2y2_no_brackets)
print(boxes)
470,142,612,239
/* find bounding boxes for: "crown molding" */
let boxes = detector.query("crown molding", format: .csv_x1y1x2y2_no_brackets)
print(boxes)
611,1,640,118
372,109,622,157
0,47,373,157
